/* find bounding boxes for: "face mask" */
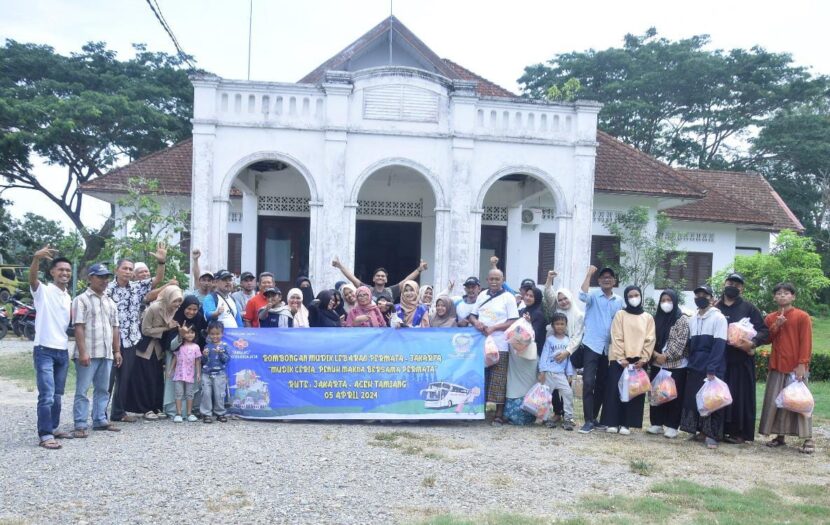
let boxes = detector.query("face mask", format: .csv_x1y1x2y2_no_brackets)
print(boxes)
723,286,740,299
627,297,641,308
694,297,710,309
660,301,674,313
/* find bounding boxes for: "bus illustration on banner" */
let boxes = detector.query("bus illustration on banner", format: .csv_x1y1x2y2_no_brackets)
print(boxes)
420,382,469,409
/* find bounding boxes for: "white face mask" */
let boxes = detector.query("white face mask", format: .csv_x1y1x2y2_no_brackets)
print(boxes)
660,301,673,313
627,297,641,308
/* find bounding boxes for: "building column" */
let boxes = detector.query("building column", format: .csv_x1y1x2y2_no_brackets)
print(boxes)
433,208,451,289
211,197,230,272
449,137,476,285
190,76,219,273
240,192,258,274
569,145,597,293
504,206,523,286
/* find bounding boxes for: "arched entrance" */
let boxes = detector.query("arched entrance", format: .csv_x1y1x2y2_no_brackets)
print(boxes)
351,163,441,290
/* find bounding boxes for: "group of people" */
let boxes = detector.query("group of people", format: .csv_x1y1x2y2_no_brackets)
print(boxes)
27,246,814,455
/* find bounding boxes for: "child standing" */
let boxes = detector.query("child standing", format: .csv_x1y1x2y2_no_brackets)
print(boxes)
167,327,202,423
538,313,576,431
200,321,231,423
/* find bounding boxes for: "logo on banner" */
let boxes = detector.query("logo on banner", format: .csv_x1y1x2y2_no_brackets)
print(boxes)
449,333,475,360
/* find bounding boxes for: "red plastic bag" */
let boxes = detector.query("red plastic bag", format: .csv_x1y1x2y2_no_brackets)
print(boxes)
504,318,534,352
618,365,651,402
696,377,733,416
649,368,678,406
521,383,553,420
775,375,814,417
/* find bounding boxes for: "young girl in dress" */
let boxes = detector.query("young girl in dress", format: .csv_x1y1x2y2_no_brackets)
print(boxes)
167,326,202,423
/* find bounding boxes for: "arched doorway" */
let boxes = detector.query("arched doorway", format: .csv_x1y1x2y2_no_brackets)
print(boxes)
352,164,439,292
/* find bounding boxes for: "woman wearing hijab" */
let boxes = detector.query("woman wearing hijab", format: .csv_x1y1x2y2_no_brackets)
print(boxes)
332,289,347,322
308,289,342,327
419,285,434,307
599,285,656,434
521,287,546,352
554,288,585,355
130,286,184,420
428,294,458,328
340,283,357,315
395,280,430,327
286,288,310,328
346,286,387,327
504,286,543,425
160,295,207,417
295,276,315,308
647,289,690,439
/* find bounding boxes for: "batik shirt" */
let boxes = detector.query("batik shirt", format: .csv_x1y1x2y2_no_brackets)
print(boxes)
106,278,153,348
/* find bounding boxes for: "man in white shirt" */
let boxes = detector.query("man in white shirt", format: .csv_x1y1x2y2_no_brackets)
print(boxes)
29,246,72,450
468,269,519,425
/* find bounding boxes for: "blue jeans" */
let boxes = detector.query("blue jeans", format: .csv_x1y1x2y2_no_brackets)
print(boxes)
73,358,113,430
34,346,70,440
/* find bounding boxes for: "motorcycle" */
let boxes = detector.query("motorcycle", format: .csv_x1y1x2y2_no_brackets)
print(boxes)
0,307,8,340
10,297,36,341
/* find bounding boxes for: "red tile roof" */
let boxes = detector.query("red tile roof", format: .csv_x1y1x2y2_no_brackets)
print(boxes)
667,169,804,232
440,59,516,98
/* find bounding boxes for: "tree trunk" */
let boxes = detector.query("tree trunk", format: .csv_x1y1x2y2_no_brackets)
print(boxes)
81,209,115,267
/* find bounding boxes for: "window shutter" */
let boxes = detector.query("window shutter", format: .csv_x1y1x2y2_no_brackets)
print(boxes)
590,235,621,286
537,233,556,284
228,233,242,276
659,252,713,291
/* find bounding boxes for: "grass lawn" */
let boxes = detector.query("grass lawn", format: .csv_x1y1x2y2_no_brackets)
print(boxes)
0,352,76,393
757,379,829,425
812,316,830,355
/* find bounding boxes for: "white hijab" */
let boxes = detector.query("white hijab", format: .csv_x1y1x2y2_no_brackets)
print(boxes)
554,288,584,338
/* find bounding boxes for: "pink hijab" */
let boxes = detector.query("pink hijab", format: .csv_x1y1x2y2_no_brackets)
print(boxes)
345,286,386,327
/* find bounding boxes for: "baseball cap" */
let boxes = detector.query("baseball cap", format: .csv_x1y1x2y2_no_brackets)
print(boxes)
240,271,255,281
263,287,282,296
598,267,616,278
725,273,745,284
214,269,233,280
520,278,536,290
693,284,714,296
199,271,214,279
87,263,113,277
463,276,480,287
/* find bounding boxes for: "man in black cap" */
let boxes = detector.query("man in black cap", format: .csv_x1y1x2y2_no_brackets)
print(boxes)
203,270,243,328
455,276,481,326
232,271,256,311
715,272,769,444
679,284,729,449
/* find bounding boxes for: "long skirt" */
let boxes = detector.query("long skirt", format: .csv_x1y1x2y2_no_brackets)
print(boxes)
724,358,756,441
599,361,645,429
123,352,164,415
504,398,536,425
649,366,687,430
485,351,509,405
162,351,177,417
679,369,724,440
758,370,812,439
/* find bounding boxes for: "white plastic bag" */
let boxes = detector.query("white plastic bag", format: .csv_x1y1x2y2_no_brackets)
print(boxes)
775,374,814,417
521,383,553,419
504,317,534,352
696,377,733,416
618,365,650,402
727,317,757,347
649,368,678,406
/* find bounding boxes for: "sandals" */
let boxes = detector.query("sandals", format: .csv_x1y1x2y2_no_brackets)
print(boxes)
114,415,138,423
71,429,90,439
766,436,786,448
491,417,505,427
723,436,745,445
53,431,74,440
144,412,159,421
217,415,228,423
705,437,719,449
800,439,815,455
203,417,213,424
38,439,62,450
92,424,121,432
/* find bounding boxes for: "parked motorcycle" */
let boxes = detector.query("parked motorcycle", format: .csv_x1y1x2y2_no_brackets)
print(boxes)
10,297,36,341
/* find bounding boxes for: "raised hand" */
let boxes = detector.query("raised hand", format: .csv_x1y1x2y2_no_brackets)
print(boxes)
588,265,598,275
34,245,57,261
331,256,342,269
151,241,168,263
418,259,428,272
191,248,201,259
448,279,455,291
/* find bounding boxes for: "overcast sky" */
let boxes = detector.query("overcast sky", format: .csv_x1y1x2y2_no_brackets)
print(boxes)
2,0,829,230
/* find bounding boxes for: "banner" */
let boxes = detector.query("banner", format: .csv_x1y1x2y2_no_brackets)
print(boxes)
224,327,485,420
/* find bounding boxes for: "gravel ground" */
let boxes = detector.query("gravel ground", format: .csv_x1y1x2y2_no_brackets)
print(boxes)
0,337,35,355
1,357,828,524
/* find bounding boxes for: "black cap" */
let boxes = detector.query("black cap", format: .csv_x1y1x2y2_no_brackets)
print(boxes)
694,284,714,296
263,287,281,296
520,279,536,290
463,276,480,287
725,273,745,285
87,263,113,277
214,270,233,280
598,267,616,278
240,271,255,281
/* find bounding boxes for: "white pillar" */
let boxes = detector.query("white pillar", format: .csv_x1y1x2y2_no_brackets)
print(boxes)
505,206,523,286
190,76,219,271
211,197,230,272
241,192,258,274
570,145,597,293
449,137,476,285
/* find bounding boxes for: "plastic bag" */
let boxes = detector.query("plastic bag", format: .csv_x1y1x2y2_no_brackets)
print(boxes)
696,377,733,416
649,368,678,406
618,365,651,402
727,317,757,347
521,383,553,420
484,335,500,367
504,317,535,352
775,375,814,417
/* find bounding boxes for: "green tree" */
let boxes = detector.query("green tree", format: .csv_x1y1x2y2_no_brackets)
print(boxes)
711,230,830,315
101,178,189,288
519,28,824,168
0,40,197,265
605,206,686,299
0,209,84,265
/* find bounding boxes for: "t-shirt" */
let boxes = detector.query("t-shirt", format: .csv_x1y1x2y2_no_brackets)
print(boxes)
231,290,255,312
471,289,519,352
539,334,576,375
173,342,202,382
360,283,400,304
455,296,477,323
31,282,71,350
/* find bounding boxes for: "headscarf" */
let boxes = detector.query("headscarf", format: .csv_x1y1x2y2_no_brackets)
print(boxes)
623,285,645,315
309,289,341,327
346,286,386,327
555,288,584,338
334,280,347,291
332,289,347,318
287,288,310,328
397,280,421,326
341,283,357,314
429,295,458,328
418,285,433,306
654,289,681,353
295,276,315,307
159,286,184,323
519,287,546,348
169,294,207,348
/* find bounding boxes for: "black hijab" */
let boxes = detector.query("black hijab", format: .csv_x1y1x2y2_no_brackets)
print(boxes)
169,294,207,348
654,289,681,353
309,289,341,327
519,287,546,349
623,285,645,315
332,289,347,318
295,276,315,307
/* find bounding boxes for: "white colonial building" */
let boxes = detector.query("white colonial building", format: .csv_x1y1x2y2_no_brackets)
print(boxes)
83,17,802,301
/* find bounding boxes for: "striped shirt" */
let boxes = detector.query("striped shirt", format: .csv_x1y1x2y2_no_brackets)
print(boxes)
72,288,119,360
